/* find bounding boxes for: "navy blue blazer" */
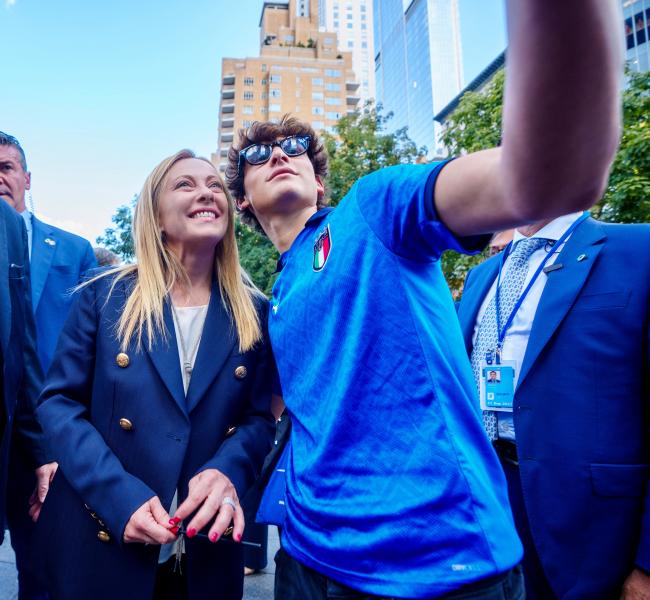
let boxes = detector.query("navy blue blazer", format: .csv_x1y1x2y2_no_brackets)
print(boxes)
35,273,275,599
30,215,97,372
457,218,650,597
0,202,46,543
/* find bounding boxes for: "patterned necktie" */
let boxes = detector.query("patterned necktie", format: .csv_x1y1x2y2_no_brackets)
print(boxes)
471,237,549,440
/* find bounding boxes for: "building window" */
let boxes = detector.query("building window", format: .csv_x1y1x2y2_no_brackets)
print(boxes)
333,11,339,18
361,41,368,48
325,69,341,77
244,77,254,86
324,37,334,45
334,20,339,27
348,41,354,48
270,88,281,98
243,120,252,128
285,35,295,43
361,23,367,30
360,4,366,11
243,91,254,100
261,78,268,85
261,92,268,99
243,106,254,115
261,64,267,72
312,91,324,100
270,74,282,83
261,107,268,114
326,83,341,91
312,121,325,130
347,22,353,28
312,77,324,86
312,106,324,115
635,11,647,45
361,14,366,20
347,13,353,19
270,104,281,112
326,97,341,105
326,112,341,120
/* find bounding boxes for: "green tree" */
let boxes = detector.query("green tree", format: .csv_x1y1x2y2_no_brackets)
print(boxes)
236,220,278,296
594,69,650,223
96,194,137,262
322,102,426,205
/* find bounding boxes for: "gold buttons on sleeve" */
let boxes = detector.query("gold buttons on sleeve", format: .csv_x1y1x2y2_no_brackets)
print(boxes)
116,353,130,368
119,418,134,431
234,366,247,379
225,426,237,437
97,530,111,543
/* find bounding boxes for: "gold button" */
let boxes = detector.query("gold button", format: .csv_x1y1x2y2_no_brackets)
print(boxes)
97,530,111,543
234,366,247,379
119,418,134,431
225,426,237,437
116,353,130,368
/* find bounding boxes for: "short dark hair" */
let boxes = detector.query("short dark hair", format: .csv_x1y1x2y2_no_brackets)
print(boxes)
0,132,27,171
225,115,329,232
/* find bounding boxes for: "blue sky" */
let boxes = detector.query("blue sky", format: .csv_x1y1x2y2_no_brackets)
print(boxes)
1,0,505,243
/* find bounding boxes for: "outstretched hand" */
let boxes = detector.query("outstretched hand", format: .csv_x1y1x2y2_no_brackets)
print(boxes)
172,468,244,543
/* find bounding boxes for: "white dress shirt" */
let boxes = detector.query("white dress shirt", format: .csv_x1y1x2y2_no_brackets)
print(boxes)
20,209,32,259
471,212,583,440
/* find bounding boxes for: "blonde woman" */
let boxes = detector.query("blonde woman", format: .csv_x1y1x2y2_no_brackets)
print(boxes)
33,150,275,600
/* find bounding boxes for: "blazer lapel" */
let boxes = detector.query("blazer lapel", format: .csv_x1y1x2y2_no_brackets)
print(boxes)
146,299,188,416
186,282,237,413
30,217,55,311
458,257,500,352
0,215,10,354
517,218,606,389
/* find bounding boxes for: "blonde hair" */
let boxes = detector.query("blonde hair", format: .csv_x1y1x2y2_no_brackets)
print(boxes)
96,149,264,353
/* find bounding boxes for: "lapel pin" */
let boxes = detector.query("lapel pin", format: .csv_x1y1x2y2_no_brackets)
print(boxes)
44,238,56,246
577,254,587,262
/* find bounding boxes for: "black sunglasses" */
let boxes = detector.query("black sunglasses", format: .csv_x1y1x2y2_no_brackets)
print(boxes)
238,135,311,176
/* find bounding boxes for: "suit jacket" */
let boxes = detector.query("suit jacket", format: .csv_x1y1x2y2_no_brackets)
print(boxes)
30,215,97,372
0,202,45,543
35,273,275,599
457,218,650,598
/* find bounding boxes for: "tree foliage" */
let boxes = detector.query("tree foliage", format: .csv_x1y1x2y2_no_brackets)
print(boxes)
322,102,426,205
236,220,278,296
96,195,137,262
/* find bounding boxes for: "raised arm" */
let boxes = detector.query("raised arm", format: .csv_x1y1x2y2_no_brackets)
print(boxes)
435,0,623,236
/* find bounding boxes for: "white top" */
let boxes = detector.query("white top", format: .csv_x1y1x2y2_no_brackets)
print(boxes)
471,212,582,440
171,304,208,394
20,210,32,259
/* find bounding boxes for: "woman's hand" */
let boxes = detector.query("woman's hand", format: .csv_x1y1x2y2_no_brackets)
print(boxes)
172,469,244,543
29,462,58,522
124,497,178,545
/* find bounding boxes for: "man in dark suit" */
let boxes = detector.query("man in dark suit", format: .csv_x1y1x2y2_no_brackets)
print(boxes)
0,131,91,598
0,199,51,536
457,214,650,598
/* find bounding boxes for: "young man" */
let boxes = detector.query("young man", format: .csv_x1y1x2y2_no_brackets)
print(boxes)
226,3,622,598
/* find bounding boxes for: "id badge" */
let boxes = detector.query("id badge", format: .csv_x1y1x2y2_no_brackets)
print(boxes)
479,361,516,412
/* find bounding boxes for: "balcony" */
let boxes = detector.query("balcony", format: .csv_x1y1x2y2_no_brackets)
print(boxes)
346,81,360,91
221,118,235,128
222,89,235,100
346,95,360,106
222,75,235,85
221,103,235,114
220,133,234,143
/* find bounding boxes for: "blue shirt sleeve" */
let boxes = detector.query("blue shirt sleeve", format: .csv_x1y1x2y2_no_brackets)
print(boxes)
353,161,490,260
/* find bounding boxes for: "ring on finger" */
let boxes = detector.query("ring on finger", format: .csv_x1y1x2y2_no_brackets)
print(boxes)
221,496,237,510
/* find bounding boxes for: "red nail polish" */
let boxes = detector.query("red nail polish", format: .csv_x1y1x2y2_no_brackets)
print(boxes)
168,519,176,526
209,532,219,542
187,528,197,538
235,533,242,542
170,516,181,524
171,526,179,535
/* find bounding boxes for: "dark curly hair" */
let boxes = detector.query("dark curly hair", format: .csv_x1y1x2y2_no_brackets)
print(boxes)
225,115,330,232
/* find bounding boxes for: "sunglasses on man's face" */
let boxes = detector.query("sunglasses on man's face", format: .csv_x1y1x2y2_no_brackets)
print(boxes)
237,135,311,176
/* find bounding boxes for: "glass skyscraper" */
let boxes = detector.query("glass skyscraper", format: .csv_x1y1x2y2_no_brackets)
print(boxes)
373,0,463,154
623,0,650,72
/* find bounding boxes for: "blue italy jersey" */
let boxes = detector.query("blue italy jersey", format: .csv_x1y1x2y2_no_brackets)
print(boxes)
269,162,522,598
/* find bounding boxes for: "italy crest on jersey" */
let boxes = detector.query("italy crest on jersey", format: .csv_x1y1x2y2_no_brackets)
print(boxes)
313,224,332,272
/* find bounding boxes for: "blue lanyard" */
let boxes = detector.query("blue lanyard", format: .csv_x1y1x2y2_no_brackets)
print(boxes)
493,212,589,361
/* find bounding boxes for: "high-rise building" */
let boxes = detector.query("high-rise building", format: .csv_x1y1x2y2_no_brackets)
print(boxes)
623,0,650,72
213,0,360,173
319,0,376,103
373,0,463,155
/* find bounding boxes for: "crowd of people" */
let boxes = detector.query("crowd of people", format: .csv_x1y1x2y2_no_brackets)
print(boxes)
0,1,648,599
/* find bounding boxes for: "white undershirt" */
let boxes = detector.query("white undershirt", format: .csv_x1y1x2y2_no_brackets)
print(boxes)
171,304,209,394
471,212,582,440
